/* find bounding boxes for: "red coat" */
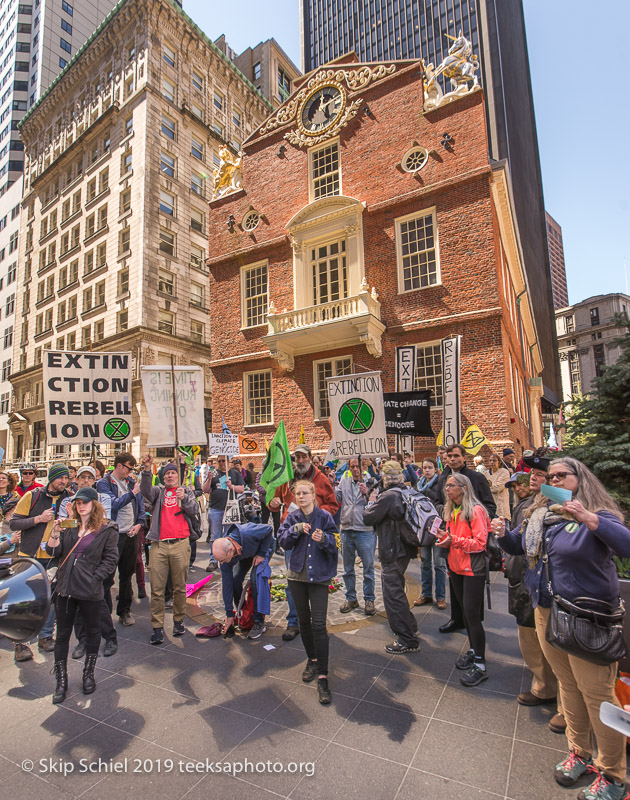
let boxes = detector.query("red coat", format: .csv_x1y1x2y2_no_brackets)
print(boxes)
445,504,489,577
16,481,43,497
273,466,339,522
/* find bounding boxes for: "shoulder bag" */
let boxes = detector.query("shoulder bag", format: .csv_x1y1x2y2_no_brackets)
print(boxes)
543,538,626,666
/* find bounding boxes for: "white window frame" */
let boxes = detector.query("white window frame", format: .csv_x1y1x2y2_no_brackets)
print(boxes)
395,207,441,294
414,340,443,406
243,369,273,427
240,259,268,330
162,77,175,102
308,137,341,202
313,356,353,420
163,43,176,68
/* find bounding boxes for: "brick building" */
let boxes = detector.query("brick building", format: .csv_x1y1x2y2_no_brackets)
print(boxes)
206,56,546,459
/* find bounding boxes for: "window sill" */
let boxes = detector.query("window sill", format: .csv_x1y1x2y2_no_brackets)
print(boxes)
190,301,208,311
243,422,275,430
85,186,110,211
38,227,58,246
118,209,132,223
116,290,130,302
86,149,111,176
120,130,134,147
119,170,133,184
34,328,53,342
117,249,132,263
239,322,267,332
190,262,209,275
61,209,81,229
398,281,443,294
56,316,78,332
59,244,80,263
81,304,106,320
35,294,55,309
83,263,108,282
158,289,176,300
83,225,109,246
37,259,57,276
57,279,79,297
62,173,83,196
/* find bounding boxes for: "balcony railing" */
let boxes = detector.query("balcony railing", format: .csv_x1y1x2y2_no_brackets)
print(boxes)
268,290,381,334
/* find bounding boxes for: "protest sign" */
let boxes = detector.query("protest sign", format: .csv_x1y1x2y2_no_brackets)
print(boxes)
383,390,433,437
461,424,489,455
44,350,132,444
327,371,388,459
239,434,260,455
208,433,239,456
441,336,461,447
141,366,206,446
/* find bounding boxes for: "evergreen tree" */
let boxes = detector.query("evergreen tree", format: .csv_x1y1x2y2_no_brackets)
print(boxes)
560,317,630,515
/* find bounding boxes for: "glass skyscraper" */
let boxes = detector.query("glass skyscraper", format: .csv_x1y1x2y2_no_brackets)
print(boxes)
300,0,561,403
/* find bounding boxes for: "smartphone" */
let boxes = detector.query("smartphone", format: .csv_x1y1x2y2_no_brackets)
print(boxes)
60,518,79,528
600,702,630,736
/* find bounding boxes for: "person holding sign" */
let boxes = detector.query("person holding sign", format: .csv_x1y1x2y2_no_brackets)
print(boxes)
140,455,200,645
494,458,630,800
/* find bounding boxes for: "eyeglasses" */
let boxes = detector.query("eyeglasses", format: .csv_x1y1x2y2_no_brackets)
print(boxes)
548,471,576,482
21,471,35,476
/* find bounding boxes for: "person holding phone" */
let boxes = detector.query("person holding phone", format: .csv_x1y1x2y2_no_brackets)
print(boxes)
277,479,339,705
46,487,119,704
437,473,490,687
494,457,630,800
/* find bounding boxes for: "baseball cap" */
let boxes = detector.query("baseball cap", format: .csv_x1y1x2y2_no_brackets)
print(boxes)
71,487,99,503
77,466,96,478
294,444,312,456
506,471,530,487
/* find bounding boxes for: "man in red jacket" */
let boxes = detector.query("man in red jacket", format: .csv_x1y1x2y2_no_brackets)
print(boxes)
15,463,43,497
268,444,339,640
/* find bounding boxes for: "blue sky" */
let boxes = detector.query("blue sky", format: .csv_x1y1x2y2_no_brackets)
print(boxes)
186,0,630,305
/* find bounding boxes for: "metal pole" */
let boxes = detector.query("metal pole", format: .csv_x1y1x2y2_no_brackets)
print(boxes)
170,354,181,506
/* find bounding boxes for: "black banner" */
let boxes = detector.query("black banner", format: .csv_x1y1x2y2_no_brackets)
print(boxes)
383,390,434,437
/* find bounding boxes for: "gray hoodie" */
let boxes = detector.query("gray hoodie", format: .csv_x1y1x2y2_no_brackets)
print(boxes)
335,475,373,532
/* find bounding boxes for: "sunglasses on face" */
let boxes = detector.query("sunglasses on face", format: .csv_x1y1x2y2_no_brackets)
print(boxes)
548,471,575,482
21,471,35,476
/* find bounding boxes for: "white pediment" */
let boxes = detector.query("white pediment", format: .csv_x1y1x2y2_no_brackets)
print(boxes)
286,195,365,234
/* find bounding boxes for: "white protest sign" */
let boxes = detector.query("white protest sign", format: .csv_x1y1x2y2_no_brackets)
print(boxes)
44,350,132,444
327,371,388,459
207,433,239,456
141,366,206,446
441,336,461,447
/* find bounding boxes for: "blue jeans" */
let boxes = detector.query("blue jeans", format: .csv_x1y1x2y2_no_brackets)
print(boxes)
341,529,376,602
284,549,298,627
420,543,447,600
208,508,226,560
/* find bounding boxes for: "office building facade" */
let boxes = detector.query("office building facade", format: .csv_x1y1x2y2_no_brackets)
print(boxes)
6,0,271,465
300,0,561,408
546,211,569,309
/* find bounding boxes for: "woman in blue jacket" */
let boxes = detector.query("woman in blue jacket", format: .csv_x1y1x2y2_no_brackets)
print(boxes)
494,457,630,800
277,479,339,705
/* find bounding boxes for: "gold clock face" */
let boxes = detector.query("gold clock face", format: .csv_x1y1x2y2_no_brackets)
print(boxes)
300,85,345,134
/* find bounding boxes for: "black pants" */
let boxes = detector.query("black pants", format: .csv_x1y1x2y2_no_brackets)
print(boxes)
288,580,330,675
449,571,486,660
54,595,100,661
448,574,485,624
233,557,264,624
104,531,139,616
381,556,418,647
74,594,117,644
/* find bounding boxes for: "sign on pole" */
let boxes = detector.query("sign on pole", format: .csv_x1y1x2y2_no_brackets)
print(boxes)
383,390,433,437
327,371,388,459
141,366,206,447
441,336,461,447
395,345,417,454
43,350,133,445
207,433,239,457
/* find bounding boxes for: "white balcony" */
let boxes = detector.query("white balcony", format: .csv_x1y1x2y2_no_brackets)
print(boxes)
263,281,385,371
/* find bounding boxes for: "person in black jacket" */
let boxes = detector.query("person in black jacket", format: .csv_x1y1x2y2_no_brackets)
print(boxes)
46,487,119,704
426,444,496,634
363,460,420,654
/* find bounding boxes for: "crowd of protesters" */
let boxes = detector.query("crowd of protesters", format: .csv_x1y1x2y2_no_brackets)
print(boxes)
2,440,630,800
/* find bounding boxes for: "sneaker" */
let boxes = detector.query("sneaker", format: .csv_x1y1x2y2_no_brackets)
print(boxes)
385,640,420,654
302,660,318,683
71,641,86,660
460,662,488,687
554,751,593,787
38,637,55,652
414,596,433,606
282,625,299,641
456,649,475,670
248,622,266,640
103,640,118,657
173,621,185,637
578,770,628,800
340,599,359,613
164,598,173,610
317,677,332,705
206,560,218,573
14,643,33,662
364,600,376,616
150,627,165,646
119,611,135,626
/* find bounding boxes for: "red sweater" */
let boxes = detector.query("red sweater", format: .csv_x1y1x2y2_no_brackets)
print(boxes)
445,504,489,577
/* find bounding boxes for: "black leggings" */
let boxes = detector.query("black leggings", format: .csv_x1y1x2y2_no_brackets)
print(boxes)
448,572,486,661
288,580,330,676
54,595,101,661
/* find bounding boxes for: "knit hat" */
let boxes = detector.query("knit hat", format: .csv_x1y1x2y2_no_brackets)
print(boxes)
502,447,515,456
162,463,178,475
381,460,403,476
48,463,70,483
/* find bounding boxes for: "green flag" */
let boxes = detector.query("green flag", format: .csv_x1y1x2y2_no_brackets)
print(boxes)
260,421,294,495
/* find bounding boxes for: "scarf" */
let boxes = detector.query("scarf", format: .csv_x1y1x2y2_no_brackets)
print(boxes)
525,504,566,569
0,491,11,512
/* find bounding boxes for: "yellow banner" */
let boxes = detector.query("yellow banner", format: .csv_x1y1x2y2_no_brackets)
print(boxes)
461,424,489,455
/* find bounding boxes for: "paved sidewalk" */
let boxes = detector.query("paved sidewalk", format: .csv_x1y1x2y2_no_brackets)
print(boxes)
0,553,573,800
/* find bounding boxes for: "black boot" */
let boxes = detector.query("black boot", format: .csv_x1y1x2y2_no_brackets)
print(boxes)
51,660,68,704
82,653,98,695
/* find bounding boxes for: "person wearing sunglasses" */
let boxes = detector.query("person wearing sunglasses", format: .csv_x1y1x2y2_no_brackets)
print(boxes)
493,456,630,800
15,464,43,497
